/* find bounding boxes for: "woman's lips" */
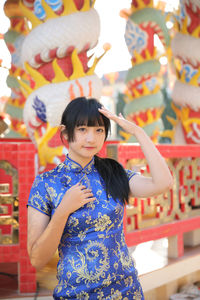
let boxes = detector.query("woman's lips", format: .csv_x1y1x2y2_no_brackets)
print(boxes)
84,147,95,150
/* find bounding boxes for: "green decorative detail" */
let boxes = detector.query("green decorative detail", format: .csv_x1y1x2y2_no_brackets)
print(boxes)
126,119,164,143
125,59,161,83
6,103,23,119
6,76,20,89
130,7,170,47
4,30,21,44
4,130,24,138
123,91,164,116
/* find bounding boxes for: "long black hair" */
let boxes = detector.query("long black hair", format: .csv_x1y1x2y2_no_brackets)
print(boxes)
61,97,130,204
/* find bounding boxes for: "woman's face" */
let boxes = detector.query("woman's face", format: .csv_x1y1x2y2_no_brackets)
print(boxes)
68,125,106,165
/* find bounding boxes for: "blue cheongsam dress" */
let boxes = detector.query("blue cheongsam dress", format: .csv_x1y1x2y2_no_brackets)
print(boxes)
28,155,144,300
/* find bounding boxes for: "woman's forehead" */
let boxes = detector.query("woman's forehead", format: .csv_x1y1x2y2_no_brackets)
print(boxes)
76,124,105,127
75,116,105,125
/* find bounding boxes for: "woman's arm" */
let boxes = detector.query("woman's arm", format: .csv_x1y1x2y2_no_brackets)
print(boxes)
98,107,173,198
128,125,173,197
27,182,95,270
27,206,69,270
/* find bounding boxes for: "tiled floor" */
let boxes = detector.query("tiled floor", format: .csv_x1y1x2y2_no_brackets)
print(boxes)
0,239,169,299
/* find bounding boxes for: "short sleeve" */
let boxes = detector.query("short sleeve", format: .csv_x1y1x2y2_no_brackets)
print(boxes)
125,169,140,181
27,175,52,216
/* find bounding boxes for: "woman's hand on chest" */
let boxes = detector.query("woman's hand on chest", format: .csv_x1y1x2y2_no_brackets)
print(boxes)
58,182,96,216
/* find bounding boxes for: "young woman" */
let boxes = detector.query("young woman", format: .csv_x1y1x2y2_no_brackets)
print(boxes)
27,97,173,299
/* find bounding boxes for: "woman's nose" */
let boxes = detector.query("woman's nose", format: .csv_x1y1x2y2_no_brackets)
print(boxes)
86,130,95,142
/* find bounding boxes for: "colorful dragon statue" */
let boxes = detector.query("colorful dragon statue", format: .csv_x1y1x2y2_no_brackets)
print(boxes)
171,0,200,144
120,0,170,143
3,0,29,138
17,0,108,172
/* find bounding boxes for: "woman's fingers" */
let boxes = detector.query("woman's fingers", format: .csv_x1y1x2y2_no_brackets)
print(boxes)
84,191,93,197
99,108,119,121
83,190,92,195
99,107,125,122
82,196,96,203
119,112,125,119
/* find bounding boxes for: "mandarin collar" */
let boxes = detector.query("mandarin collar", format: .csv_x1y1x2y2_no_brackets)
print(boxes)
63,155,95,174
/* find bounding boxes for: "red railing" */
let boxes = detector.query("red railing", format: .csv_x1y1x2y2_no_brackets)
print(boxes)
107,144,200,258
0,141,37,293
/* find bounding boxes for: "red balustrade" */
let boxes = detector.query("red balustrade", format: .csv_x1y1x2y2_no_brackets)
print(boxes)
0,140,37,293
107,144,200,258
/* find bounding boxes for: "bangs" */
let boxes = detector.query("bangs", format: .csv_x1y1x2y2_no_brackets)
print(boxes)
75,106,105,128
61,97,111,142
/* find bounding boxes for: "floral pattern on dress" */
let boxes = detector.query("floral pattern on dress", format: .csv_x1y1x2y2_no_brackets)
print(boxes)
28,155,144,299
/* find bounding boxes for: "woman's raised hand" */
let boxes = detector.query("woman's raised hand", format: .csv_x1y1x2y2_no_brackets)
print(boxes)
98,106,139,136
60,182,95,216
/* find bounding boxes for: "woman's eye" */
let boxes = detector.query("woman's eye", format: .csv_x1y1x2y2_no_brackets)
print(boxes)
97,128,104,133
78,127,86,132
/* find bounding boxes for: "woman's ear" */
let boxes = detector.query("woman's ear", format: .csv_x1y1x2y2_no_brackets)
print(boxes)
59,125,65,132
59,125,68,140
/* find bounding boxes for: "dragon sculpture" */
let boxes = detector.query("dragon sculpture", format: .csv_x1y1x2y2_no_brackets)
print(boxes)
16,0,108,172
120,0,170,143
171,0,200,144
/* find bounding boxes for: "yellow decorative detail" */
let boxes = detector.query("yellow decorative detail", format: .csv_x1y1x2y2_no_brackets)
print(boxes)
7,98,25,109
145,48,154,60
152,127,160,143
165,46,173,64
192,26,200,38
170,105,200,137
119,130,131,142
131,0,154,12
52,59,67,83
179,68,200,87
146,107,164,126
130,83,160,100
132,88,141,98
132,48,157,66
143,81,154,95
120,109,162,142
18,47,109,96
160,129,175,141
20,0,93,29
87,44,111,76
11,122,28,137
161,113,179,142
147,109,155,124
180,69,186,83
189,69,200,87
13,18,30,34
171,103,182,119
180,107,200,134
181,15,189,35
156,1,166,11
166,116,178,127
179,15,200,37
18,78,33,98
128,107,163,128
24,62,49,88
174,59,181,76
19,1,41,29
41,0,57,19
166,12,180,35
34,123,64,166
124,90,133,103
9,66,29,82
69,49,86,80
135,117,145,127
